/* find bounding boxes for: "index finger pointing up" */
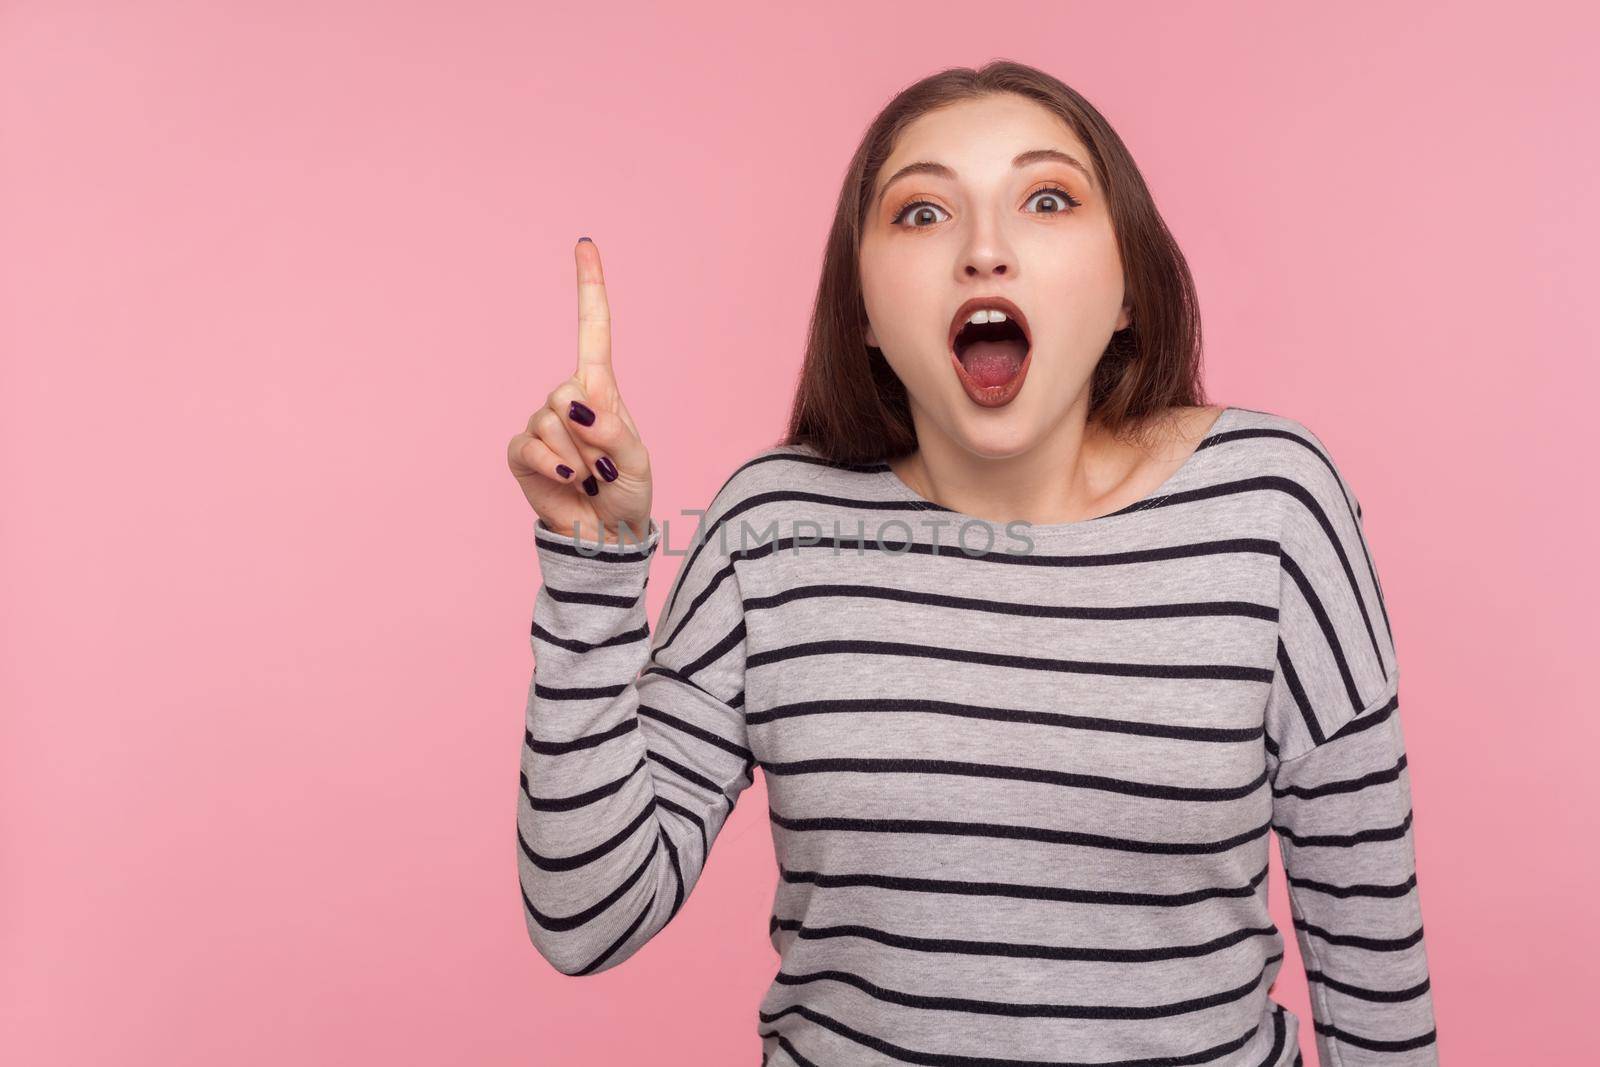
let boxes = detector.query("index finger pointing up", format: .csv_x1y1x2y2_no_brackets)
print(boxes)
575,237,611,371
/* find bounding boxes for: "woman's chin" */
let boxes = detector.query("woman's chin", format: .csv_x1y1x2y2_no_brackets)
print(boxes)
942,407,1046,460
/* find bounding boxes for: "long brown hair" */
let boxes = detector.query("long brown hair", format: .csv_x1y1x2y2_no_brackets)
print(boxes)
781,60,1207,465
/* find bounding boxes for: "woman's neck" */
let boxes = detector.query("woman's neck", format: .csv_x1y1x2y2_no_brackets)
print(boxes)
889,404,1224,526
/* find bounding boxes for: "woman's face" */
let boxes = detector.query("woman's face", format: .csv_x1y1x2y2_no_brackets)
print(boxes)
859,93,1129,459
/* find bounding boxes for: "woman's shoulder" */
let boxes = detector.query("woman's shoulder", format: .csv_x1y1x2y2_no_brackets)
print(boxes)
695,440,888,521
1216,404,1368,478
1210,404,1385,536
705,409,1371,525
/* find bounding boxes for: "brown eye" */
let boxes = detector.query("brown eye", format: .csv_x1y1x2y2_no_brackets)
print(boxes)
1024,185,1082,214
890,199,950,228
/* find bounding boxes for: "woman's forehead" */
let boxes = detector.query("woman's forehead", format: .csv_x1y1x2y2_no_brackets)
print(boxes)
897,96,1079,153
881,98,1090,188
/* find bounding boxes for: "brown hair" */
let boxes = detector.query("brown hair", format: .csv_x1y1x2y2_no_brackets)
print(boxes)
781,59,1208,465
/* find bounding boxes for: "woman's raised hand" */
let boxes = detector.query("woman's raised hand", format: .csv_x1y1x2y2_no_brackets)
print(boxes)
508,238,653,543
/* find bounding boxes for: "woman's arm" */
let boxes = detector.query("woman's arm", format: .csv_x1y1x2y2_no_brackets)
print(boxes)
508,238,756,975
516,514,755,977
1265,426,1440,1064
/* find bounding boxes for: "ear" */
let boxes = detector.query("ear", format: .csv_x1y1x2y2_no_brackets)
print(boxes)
1114,304,1132,332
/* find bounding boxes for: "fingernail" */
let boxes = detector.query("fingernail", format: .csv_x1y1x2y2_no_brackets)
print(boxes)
568,400,595,426
581,474,599,496
555,464,573,479
578,236,592,243
596,456,618,482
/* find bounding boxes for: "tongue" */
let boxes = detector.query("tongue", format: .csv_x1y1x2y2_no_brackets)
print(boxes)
959,340,1027,388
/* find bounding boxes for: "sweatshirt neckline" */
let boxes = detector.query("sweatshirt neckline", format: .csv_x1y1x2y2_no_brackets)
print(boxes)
873,405,1237,539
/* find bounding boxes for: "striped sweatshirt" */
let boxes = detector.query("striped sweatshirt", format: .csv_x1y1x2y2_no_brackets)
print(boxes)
516,404,1439,1066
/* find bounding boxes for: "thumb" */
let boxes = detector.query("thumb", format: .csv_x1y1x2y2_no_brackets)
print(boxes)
554,379,648,481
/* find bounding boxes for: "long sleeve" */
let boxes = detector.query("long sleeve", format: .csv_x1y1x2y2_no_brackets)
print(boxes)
516,510,756,977
1264,433,1440,1064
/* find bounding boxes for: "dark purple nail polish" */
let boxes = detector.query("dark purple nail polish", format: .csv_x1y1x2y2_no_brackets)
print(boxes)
581,474,599,496
555,463,573,479
578,236,592,243
596,456,618,482
568,400,595,426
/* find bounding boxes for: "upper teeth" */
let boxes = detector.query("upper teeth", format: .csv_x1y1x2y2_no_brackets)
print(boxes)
965,309,1009,326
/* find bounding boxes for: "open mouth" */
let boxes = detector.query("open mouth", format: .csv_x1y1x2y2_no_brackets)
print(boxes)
948,297,1032,407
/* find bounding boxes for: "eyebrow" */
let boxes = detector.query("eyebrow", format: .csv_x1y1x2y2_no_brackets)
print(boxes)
874,148,1096,210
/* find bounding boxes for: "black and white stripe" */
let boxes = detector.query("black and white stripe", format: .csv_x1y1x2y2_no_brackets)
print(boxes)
518,406,1437,1064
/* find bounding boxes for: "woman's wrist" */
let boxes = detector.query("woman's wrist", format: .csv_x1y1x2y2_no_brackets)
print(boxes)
537,515,654,546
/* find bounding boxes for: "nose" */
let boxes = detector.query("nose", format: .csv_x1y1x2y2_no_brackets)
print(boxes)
961,222,1013,277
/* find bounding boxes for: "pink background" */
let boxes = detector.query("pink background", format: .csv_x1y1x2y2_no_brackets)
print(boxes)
3,2,1594,1063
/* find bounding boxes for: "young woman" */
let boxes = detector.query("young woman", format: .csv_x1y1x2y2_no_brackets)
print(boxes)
508,61,1439,1067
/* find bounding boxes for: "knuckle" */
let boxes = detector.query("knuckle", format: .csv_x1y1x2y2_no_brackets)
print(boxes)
532,422,572,454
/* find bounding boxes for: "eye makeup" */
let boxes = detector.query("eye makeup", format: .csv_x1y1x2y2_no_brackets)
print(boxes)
888,183,1084,228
